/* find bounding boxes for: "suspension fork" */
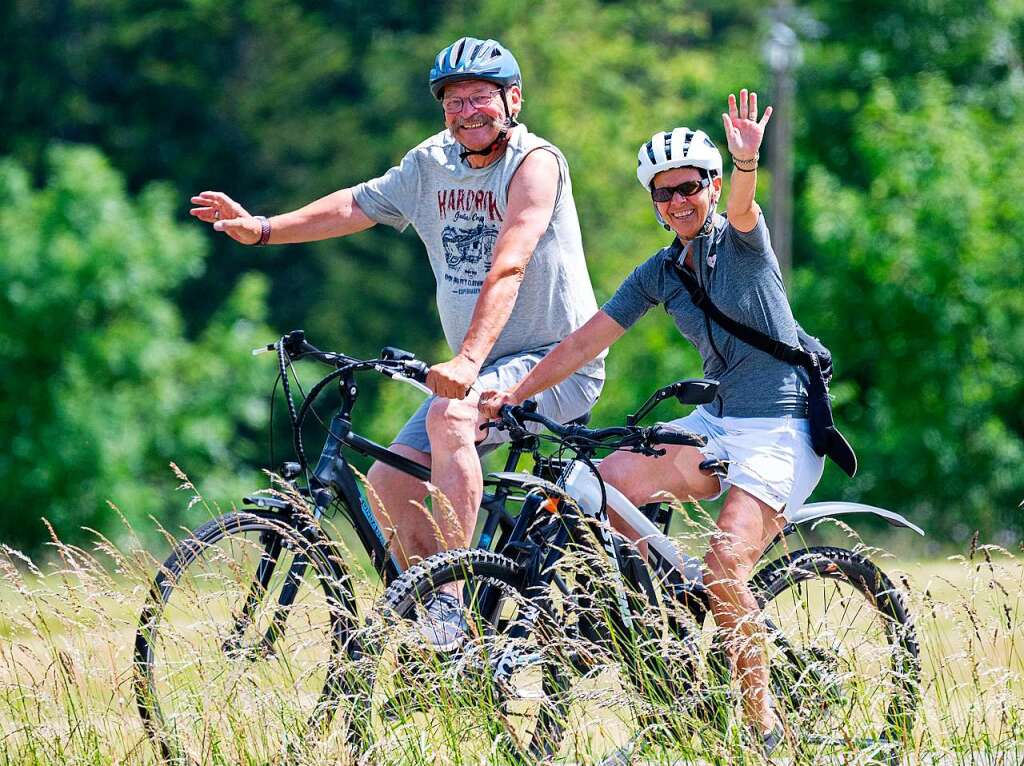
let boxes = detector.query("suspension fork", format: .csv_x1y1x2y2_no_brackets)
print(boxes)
222,529,284,656
223,421,346,657
491,514,572,687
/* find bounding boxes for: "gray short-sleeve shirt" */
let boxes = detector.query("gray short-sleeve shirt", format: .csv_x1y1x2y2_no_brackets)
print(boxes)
602,213,809,418
352,125,604,379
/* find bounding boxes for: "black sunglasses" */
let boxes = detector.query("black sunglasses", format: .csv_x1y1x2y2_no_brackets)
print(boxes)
650,177,710,203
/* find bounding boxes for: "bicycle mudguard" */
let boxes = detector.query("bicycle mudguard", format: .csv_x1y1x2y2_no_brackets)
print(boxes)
787,502,925,536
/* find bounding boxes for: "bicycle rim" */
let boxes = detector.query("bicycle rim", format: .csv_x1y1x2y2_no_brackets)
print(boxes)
134,511,357,764
753,547,920,764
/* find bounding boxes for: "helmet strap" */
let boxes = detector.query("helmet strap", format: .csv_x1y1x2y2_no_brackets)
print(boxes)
458,88,517,162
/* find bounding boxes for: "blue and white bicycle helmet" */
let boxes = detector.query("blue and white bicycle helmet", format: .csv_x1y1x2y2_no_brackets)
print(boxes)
429,37,522,99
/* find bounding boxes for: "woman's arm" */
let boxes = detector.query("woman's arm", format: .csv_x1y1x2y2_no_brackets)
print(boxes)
480,311,625,416
721,89,772,234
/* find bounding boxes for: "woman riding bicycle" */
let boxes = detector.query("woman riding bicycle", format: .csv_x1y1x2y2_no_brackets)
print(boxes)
481,90,819,751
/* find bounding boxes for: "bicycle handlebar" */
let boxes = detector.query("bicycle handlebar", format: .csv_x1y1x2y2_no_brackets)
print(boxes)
493,402,705,453
261,331,435,470
258,330,430,384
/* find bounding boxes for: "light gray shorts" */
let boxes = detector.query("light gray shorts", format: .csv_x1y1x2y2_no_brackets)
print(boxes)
669,406,825,519
392,350,604,455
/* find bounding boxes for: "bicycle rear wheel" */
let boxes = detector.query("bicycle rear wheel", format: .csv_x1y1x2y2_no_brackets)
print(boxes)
134,510,361,764
743,546,920,764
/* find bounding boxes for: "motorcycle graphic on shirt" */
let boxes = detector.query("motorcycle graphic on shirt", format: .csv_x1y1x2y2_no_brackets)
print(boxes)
442,222,498,272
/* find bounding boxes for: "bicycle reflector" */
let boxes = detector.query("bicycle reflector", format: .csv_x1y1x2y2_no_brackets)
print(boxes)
540,497,562,514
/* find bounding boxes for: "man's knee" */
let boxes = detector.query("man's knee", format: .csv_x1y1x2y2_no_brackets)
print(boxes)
425,398,480,452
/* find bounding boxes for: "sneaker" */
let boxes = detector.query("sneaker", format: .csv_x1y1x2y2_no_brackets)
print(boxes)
418,592,469,652
596,743,635,766
758,722,785,758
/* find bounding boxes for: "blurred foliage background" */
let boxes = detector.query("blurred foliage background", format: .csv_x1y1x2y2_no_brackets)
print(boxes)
1,0,1021,554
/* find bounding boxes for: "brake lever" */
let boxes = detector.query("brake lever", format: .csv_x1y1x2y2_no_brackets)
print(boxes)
252,342,277,356
392,371,432,396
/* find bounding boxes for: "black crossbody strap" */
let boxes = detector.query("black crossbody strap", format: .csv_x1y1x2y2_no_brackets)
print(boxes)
670,258,813,372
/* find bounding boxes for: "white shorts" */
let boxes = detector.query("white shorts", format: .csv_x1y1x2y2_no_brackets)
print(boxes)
669,406,825,519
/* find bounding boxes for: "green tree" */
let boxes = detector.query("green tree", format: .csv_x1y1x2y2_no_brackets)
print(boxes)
797,77,1024,540
0,145,271,552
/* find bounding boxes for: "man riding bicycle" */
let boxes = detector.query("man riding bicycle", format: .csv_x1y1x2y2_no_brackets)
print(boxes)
482,91,815,752
189,37,605,642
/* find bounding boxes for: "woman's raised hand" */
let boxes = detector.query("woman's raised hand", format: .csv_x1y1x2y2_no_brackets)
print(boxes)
722,89,773,161
189,191,262,245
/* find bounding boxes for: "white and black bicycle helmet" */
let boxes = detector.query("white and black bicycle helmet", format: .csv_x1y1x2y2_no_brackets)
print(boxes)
637,128,723,232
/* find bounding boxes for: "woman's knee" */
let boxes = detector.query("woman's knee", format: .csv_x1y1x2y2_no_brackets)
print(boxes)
598,453,653,506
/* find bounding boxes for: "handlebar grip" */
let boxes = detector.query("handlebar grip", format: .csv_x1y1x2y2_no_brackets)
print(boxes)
649,424,706,448
403,360,430,383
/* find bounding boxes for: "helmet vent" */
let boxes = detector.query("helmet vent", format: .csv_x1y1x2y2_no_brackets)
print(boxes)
663,133,673,160
454,38,467,63
681,131,694,156
645,141,656,165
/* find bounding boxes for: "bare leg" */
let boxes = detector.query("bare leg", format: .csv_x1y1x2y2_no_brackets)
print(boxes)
599,446,721,555
366,395,485,573
601,449,784,733
704,487,786,734
365,444,432,569
423,395,485,552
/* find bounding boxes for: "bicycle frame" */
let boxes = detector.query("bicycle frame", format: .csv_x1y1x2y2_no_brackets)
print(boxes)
488,449,926,686
236,361,537,652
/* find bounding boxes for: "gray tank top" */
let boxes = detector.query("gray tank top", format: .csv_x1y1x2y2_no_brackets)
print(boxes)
352,125,604,377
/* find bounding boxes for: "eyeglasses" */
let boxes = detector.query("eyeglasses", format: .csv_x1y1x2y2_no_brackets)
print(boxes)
441,89,502,114
650,177,710,203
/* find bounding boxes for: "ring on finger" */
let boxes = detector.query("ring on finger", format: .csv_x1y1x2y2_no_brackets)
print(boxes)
214,210,221,220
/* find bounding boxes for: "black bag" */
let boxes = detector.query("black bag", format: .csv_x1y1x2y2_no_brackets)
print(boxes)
670,258,858,478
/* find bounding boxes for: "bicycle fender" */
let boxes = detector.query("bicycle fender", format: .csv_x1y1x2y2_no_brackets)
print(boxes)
788,502,925,536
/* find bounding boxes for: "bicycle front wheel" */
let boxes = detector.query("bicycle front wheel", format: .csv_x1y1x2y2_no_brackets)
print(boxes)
355,548,569,766
750,546,920,764
134,510,361,764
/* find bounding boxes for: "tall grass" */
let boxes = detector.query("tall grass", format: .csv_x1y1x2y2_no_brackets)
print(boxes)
0,493,1021,765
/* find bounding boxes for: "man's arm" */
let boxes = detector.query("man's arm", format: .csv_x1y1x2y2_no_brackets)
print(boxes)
721,89,772,234
189,188,376,245
426,149,561,399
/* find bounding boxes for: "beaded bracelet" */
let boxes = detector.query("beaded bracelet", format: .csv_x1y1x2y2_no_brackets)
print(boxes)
732,153,759,171
255,215,272,245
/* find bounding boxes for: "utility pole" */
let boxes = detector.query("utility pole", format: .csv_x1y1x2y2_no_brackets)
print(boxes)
764,5,801,283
